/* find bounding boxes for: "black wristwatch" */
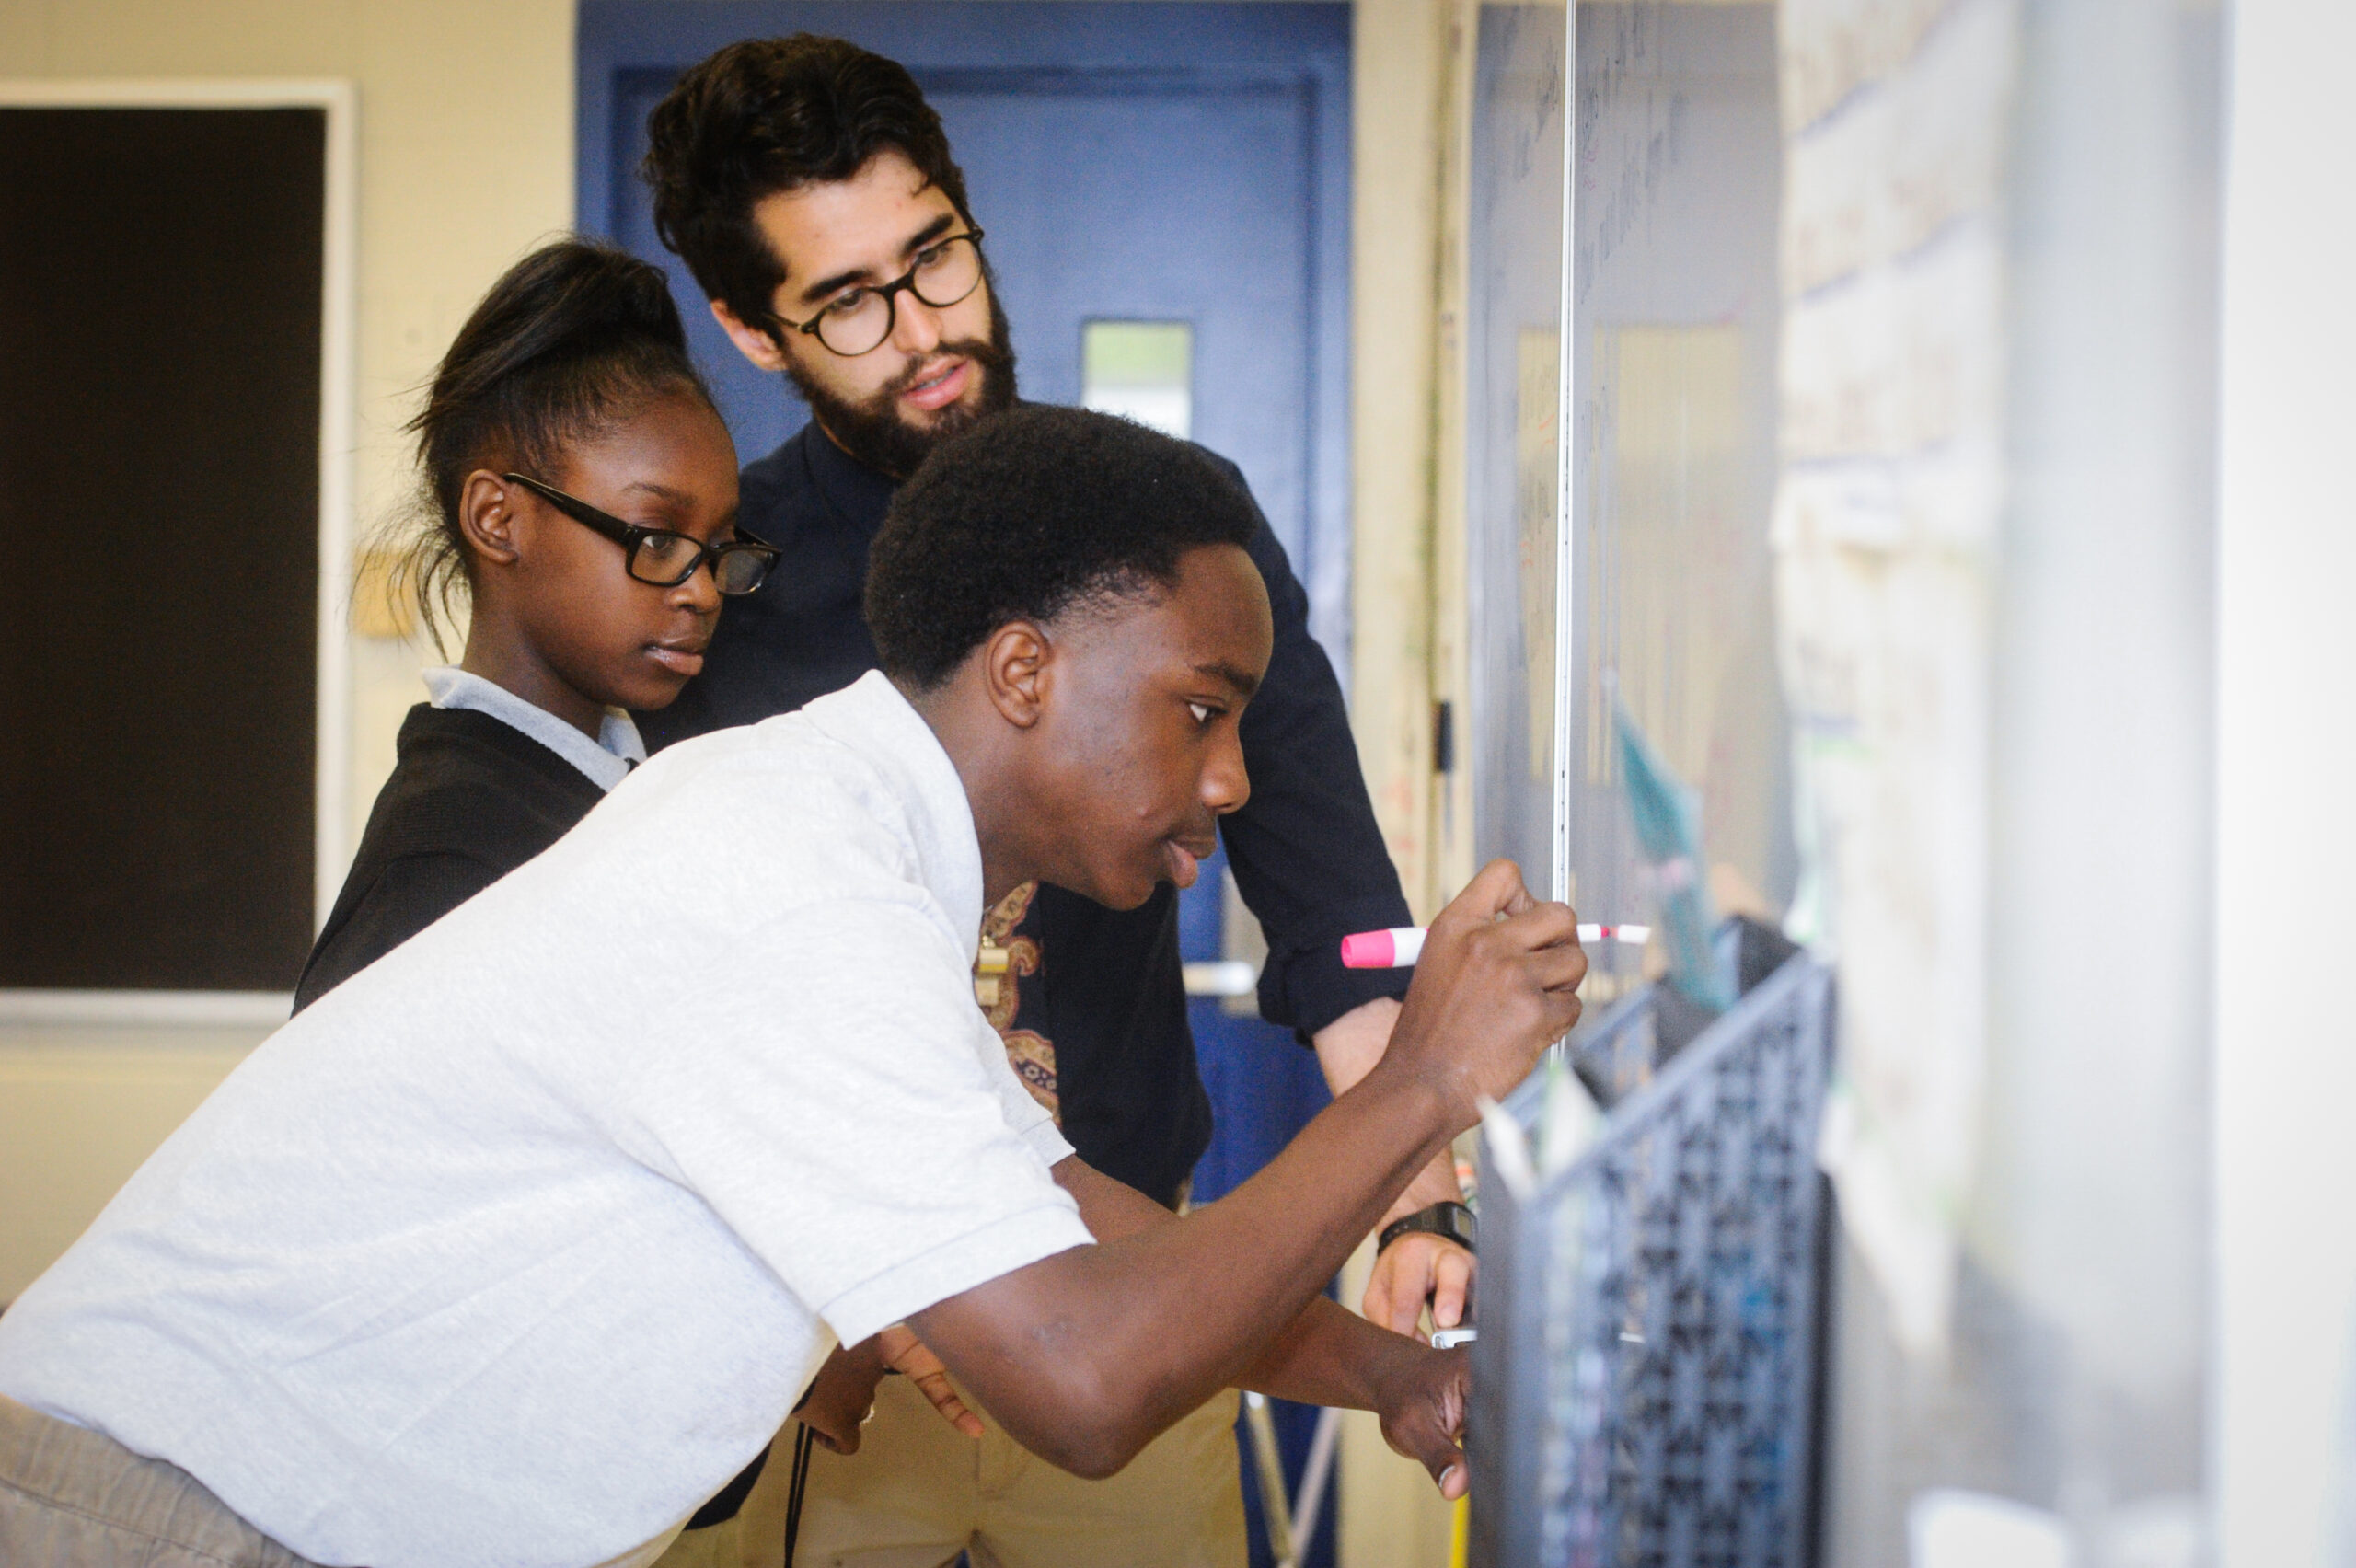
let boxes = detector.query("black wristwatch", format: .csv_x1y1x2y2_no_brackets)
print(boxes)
1378,1200,1476,1257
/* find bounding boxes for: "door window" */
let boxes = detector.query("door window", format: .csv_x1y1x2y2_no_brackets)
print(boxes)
1080,319,1194,441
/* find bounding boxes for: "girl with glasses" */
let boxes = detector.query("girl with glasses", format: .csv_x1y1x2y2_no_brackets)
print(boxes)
294,239,756,1009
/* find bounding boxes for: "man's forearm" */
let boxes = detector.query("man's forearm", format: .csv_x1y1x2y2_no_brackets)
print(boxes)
1388,1154,1467,1218
1315,997,1463,1223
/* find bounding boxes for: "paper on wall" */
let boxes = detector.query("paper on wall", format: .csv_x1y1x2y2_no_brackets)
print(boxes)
1774,0,2018,1356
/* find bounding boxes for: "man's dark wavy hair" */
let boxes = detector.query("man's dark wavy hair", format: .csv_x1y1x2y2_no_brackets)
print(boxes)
643,35,973,336
867,407,1262,691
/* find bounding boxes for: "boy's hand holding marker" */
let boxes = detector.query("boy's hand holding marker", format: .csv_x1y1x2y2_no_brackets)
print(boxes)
1379,859,1588,1132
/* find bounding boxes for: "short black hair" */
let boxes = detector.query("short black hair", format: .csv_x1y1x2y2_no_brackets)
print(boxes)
866,407,1261,690
643,36,973,335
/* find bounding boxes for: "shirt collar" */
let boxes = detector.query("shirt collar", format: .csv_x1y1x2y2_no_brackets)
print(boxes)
421,666,646,792
797,670,984,960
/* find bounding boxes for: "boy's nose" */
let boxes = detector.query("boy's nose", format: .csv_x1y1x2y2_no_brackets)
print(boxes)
1203,731,1252,816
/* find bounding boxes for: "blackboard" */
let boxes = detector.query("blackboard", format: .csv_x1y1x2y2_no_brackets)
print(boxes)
0,103,327,993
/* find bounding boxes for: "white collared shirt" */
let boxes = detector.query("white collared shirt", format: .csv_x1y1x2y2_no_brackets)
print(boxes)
422,664,646,792
0,672,1087,1568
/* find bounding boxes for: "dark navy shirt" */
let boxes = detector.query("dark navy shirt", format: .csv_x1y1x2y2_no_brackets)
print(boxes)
641,421,1411,1207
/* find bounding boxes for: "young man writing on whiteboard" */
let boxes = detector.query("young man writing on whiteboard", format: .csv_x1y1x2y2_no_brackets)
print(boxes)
0,409,1588,1568
640,37,1472,1564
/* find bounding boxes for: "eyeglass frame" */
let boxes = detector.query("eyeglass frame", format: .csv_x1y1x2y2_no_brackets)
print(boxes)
768,227,988,358
502,472,779,594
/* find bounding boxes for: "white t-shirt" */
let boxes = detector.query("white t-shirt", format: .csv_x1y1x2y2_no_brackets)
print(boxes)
0,672,1091,1568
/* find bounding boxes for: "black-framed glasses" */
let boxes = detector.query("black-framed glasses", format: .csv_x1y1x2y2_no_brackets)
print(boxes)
503,473,777,595
774,228,987,358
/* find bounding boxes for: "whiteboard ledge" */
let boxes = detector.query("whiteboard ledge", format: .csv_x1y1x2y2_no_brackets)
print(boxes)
0,991,293,1028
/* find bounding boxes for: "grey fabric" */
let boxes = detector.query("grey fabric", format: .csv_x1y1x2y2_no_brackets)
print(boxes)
0,1395,320,1568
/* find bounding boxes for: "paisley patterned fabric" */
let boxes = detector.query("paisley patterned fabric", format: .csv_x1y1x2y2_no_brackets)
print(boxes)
978,881,1057,1120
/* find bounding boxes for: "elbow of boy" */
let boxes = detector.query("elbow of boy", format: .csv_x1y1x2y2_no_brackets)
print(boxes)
1014,1361,1154,1480
1044,1418,1149,1481
1032,1432,1128,1481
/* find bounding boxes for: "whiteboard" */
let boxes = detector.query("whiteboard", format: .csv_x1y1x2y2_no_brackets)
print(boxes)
1461,5,2228,1559
1465,4,1784,1008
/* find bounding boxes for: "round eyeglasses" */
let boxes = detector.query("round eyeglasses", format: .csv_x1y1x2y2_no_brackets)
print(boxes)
502,474,778,595
776,229,987,358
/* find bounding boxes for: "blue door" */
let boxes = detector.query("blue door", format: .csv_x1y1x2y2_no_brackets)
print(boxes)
581,8,1350,1564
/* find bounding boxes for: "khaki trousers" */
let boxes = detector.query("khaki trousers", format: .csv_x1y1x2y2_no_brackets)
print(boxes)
0,1394,320,1568
684,1374,1247,1568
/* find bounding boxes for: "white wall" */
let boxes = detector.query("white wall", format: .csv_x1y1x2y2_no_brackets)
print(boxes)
2214,1,2356,1563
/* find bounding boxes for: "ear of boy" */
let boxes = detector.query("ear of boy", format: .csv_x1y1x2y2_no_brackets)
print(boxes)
981,620,1050,732
895,618,1058,912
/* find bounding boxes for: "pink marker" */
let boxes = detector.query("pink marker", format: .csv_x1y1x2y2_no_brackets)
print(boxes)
1339,927,1426,968
1339,922,1651,968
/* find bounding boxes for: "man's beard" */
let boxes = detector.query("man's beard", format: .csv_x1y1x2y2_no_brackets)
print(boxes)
784,282,1020,479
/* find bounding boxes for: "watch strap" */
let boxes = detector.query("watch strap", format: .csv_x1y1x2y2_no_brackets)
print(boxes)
1377,1200,1476,1256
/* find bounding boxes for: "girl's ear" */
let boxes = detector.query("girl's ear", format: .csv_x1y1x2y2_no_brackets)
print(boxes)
457,470,525,567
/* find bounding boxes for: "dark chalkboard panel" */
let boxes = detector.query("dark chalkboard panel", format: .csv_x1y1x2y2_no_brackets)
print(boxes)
0,106,324,991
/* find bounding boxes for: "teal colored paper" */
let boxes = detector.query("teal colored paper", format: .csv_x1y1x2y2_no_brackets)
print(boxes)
1613,698,1735,1011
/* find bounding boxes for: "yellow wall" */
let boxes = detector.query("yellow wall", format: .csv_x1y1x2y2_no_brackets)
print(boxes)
1336,4,1463,1562
0,0,574,1301
1345,0,1449,924
2,0,575,846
